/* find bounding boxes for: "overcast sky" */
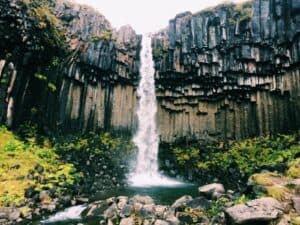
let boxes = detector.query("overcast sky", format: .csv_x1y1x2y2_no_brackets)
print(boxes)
74,0,248,34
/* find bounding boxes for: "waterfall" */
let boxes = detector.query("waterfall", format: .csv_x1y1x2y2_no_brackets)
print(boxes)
128,34,182,187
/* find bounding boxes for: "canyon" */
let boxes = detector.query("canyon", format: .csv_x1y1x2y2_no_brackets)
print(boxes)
0,0,299,143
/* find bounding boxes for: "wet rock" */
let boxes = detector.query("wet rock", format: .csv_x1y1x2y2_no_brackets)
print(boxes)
225,197,284,224
154,219,170,225
0,208,21,222
154,205,167,218
83,201,108,218
138,204,155,218
198,183,225,199
120,217,135,225
103,203,118,219
130,195,154,205
24,186,37,198
165,214,180,225
35,164,44,174
76,197,89,204
119,204,133,218
292,197,300,215
186,197,211,210
171,195,193,210
117,196,129,209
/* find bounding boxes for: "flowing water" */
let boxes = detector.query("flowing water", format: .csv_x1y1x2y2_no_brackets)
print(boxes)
33,185,197,225
34,34,192,225
128,34,182,187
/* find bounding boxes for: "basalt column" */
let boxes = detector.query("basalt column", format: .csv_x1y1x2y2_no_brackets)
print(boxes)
152,0,300,142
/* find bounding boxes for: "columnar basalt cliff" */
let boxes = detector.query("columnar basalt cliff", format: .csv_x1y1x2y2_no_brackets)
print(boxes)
152,0,300,142
0,0,140,133
0,0,300,142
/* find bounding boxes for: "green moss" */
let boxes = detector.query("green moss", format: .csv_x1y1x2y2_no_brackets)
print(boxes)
249,172,281,186
0,126,81,207
47,82,57,92
170,134,300,184
34,73,47,81
92,30,113,42
291,215,300,225
287,158,300,178
265,186,291,202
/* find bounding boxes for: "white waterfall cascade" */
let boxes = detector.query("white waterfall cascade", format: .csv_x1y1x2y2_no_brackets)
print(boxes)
128,34,182,187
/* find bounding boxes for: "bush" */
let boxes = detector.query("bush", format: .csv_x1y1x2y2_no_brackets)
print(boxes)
167,134,300,186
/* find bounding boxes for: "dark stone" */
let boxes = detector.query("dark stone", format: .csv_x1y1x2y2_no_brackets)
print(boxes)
186,197,211,210
24,186,37,198
35,164,44,174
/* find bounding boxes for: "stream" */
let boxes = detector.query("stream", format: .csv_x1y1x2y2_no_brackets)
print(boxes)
31,184,197,225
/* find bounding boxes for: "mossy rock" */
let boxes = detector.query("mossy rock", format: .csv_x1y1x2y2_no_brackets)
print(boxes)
249,172,281,186
287,158,300,179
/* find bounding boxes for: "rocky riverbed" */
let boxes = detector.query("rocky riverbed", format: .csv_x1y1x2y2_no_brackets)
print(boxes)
35,180,299,225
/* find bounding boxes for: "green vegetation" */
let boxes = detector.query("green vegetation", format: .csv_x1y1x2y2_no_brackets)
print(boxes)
0,126,80,207
168,134,300,185
227,0,253,25
92,30,114,42
0,123,134,208
54,131,134,175
287,158,300,178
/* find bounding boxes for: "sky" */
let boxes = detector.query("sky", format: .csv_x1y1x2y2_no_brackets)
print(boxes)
74,0,248,34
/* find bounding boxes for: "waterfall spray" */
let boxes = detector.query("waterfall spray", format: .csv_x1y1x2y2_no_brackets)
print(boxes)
129,34,182,187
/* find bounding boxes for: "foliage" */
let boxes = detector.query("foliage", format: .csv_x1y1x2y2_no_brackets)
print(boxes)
0,126,81,207
206,197,230,217
182,207,206,224
92,30,113,42
287,158,300,178
47,82,57,92
54,131,134,167
265,186,291,202
249,172,280,186
169,134,300,185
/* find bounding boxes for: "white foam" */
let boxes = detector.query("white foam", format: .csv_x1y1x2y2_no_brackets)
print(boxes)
128,34,183,187
129,173,184,187
41,205,86,224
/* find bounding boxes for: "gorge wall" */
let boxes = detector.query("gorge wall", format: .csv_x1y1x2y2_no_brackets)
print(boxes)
0,0,140,134
0,0,300,142
152,0,300,142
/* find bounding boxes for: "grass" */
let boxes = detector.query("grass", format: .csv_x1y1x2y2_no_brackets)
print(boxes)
168,134,300,185
287,158,300,178
249,172,281,186
0,126,79,207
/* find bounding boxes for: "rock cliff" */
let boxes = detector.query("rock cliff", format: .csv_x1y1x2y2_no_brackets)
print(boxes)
152,0,300,141
0,0,141,134
0,0,300,142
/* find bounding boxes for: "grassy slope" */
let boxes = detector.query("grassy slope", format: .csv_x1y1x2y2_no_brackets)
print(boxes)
0,126,79,207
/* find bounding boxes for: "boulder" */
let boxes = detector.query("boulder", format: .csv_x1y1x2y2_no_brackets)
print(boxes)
186,197,211,210
0,207,21,222
120,204,133,218
198,183,225,197
293,197,300,215
225,197,284,224
117,196,129,210
103,203,118,219
138,204,155,218
130,195,154,205
120,217,135,225
82,201,107,218
154,219,170,225
154,205,167,218
171,195,193,209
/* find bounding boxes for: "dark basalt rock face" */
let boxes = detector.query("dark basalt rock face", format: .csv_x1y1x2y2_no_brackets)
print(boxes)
0,0,300,142
0,0,141,134
152,0,300,142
